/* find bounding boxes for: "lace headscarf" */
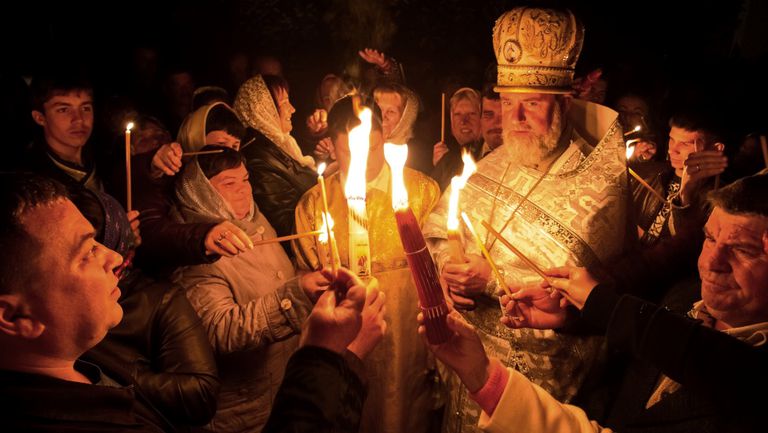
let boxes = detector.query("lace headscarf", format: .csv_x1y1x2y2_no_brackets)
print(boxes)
387,87,419,144
234,75,316,169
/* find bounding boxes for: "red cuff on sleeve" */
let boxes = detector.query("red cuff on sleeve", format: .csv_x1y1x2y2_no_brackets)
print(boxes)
469,358,509,416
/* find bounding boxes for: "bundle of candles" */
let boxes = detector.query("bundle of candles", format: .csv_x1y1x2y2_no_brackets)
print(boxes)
384,143,450,344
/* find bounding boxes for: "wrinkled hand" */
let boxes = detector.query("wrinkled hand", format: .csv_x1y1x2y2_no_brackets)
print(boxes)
300,267,369,354
544,266,599,310
314,137,336,161
442,254,491,309
347,282,387,360
126,210,142,247
204,221,254,258
306,109,328,136
151,142,183,179
300,270,331,303
358,48,390,69
418,310,490,393
500,283,567,329
433,141,449,166
680,146,727,206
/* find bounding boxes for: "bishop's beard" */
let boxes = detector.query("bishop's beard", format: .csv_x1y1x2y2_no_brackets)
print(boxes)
503,103,564,168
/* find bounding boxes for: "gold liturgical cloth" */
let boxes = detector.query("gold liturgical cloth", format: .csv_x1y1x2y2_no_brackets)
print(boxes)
294,165,441,433
423,99,628,433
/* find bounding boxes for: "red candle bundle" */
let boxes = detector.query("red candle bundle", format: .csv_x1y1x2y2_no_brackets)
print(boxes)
384,142,450,344
394,202,450,345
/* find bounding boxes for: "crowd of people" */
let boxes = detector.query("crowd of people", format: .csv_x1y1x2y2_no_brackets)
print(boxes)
0,5,766,433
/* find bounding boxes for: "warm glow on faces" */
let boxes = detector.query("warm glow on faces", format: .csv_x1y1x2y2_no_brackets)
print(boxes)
33,91,94,154
481,97,503,150
22,199,124,354
209,163,253,220
698,208,768,328
274,87,296,133
375,92,404,139
451,99,481,145
668,126,712,176
205,130,241,150
500,92,557,138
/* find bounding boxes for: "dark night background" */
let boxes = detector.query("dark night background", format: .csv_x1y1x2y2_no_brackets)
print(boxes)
2,0,767,152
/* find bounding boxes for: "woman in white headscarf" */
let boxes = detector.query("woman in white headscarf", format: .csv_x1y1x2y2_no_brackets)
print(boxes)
234,74,317,240
173,147,314,433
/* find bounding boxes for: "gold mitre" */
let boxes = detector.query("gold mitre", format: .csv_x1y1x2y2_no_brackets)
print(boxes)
493,7,584,94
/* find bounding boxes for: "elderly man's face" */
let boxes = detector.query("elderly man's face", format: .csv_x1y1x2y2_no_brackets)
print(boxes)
450,99,481,145
500,92,567,168
698,207,768,328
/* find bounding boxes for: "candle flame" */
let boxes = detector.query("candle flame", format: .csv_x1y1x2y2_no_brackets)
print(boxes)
447,151,477,231
625,143,635,160
383,143,409,210
126,122,134,132
634,125,641,132
317,162,327,176
318,212,335,244
344,108,372,204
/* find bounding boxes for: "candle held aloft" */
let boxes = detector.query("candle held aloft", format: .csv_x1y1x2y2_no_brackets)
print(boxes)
317,162,340,273
344,107,373,277
445,151,477,263
384,143,450,344
125,122,134,212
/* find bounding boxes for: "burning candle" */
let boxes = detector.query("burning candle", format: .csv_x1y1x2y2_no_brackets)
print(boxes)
125,122,134,212
626,143,667,203
446,151,477,263
344,107,372,277
317,212,340,272
317,162,340,272
384,143,450,344
460,212,511,297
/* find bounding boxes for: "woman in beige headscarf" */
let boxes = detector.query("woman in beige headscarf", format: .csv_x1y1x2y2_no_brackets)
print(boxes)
234,74,317,239
173,146,314,433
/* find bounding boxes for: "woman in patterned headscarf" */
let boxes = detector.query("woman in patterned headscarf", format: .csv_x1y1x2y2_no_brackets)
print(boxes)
173,146,314,433
234,75,317,240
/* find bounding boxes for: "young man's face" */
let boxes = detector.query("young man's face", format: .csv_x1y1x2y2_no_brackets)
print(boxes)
480,97,503,150
32,91,94,155
21,199,123,356
699,207,768,328
667,126,712,176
